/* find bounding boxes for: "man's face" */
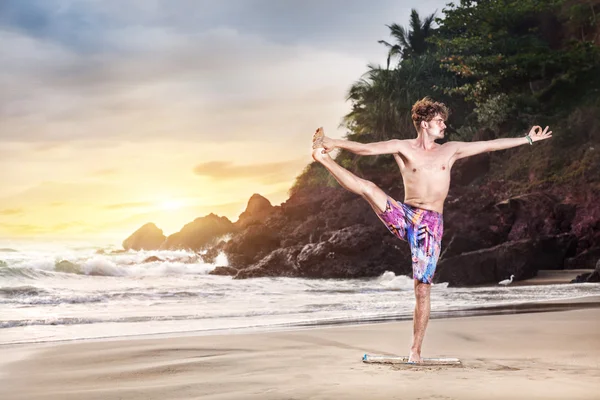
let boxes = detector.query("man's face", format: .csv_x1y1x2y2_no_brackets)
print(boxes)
425,114,446,139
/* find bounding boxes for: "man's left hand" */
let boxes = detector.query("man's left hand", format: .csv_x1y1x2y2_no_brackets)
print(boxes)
528,125,553,142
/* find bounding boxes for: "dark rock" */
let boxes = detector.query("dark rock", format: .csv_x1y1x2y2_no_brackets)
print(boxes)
451,153,491,186
434,234,576,287
554,203,577,232
224,223,281,268
143,256,163,263
55,260,80,274
586,270,600,283
290,215,326,244
202,242,226,264
570,272,591,283
109,249,128,254
235,246,304,279
293,224,411,279
161,214,235,251
495,193,565,241
123,223,166,251
232,224,412,279
564,247,600,269
209,266,239,276
440,231,494,259
236,194,275,229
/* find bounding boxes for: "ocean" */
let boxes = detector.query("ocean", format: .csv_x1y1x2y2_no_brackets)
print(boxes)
1,241,599,345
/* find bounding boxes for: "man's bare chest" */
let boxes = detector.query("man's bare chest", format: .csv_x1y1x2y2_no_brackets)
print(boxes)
398,148,454,174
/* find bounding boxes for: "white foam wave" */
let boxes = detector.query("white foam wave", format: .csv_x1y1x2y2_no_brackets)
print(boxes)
377,271,414,290
0,248,230,278
82,257,126,276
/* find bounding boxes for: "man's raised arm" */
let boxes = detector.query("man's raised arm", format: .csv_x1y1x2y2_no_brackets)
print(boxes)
452,125,552,161
315,130,406,156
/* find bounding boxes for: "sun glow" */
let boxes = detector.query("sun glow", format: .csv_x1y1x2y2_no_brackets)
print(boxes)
160,199,184,211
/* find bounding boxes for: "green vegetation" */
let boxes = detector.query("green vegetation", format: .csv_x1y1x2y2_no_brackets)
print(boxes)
290,0,600,197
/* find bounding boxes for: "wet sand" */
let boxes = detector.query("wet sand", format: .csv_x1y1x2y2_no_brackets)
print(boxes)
1,305,599,400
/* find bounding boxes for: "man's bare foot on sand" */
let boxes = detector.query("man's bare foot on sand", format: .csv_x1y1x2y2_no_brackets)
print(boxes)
408,349,422,364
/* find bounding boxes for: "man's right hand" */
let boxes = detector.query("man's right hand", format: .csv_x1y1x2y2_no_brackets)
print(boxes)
312,127,337,153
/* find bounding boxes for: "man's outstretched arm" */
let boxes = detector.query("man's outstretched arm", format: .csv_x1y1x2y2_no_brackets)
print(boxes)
316,131,407,156
331,138,406,155
452,125,552,160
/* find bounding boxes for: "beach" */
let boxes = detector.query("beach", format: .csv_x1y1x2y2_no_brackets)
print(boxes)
1,305,599,400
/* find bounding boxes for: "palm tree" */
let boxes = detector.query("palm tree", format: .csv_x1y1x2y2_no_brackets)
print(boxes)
378,9,437,69
343,54,452,142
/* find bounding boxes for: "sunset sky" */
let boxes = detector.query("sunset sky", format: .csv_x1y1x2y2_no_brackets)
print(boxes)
0,0,446,242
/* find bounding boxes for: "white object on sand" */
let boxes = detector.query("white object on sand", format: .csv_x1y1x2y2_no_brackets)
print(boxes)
499,274,515,285
362,354,461,366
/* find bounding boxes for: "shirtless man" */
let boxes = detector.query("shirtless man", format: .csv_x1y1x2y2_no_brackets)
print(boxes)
311,97,552,362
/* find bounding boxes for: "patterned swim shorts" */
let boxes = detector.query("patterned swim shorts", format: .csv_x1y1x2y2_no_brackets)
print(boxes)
376,197,444,284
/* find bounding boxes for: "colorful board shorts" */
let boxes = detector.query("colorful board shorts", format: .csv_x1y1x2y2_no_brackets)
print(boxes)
377,197,444,284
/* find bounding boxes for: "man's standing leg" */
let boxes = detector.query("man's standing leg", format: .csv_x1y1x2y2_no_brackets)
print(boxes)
410,280,431,363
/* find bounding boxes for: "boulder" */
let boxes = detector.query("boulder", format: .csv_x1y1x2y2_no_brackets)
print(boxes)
570,272,591,283
223,223,281,268
295,224,412,278
564,247,600,269
434,234,576,287
234,246,304,279
231,223,412,279
202,241,226,264
209,266,239,276
122,223,166,251
143,256,163,263
498,194,572,241
587,270,600,283
161,214,235,251
236,194,275,229
55,260,80,274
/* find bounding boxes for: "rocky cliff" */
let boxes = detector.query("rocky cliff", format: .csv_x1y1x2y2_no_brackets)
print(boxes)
123,149,600,286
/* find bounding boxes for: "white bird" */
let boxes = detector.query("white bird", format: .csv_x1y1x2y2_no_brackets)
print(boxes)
499,275,515,285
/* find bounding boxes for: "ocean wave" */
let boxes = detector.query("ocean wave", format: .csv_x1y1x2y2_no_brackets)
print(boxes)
377,271,415,290
1,252,223,279
0,308,317,329
0,265,54,279
0,285,49,297
0,287,227,305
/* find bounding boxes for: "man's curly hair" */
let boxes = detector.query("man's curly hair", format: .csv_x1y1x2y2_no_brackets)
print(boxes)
411,97,449,132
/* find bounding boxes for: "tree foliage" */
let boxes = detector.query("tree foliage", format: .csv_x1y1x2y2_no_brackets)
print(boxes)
291,0,600,195
344,0,600,142
433,0,600,112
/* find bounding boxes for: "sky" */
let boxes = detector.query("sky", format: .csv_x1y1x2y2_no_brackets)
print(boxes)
0,0,448,243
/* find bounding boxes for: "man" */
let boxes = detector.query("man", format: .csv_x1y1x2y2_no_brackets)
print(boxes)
311,97,552,362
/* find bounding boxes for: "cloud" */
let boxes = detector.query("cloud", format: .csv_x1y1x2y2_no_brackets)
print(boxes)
0,208,23,215
90,168,119,177
193,159,307,184
0,26,364,143
0,0,448,143
0,221,88,236
104,201,153,210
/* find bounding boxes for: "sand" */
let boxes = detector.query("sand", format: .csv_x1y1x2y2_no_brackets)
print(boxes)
516,269,594,286
1,308,599,400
